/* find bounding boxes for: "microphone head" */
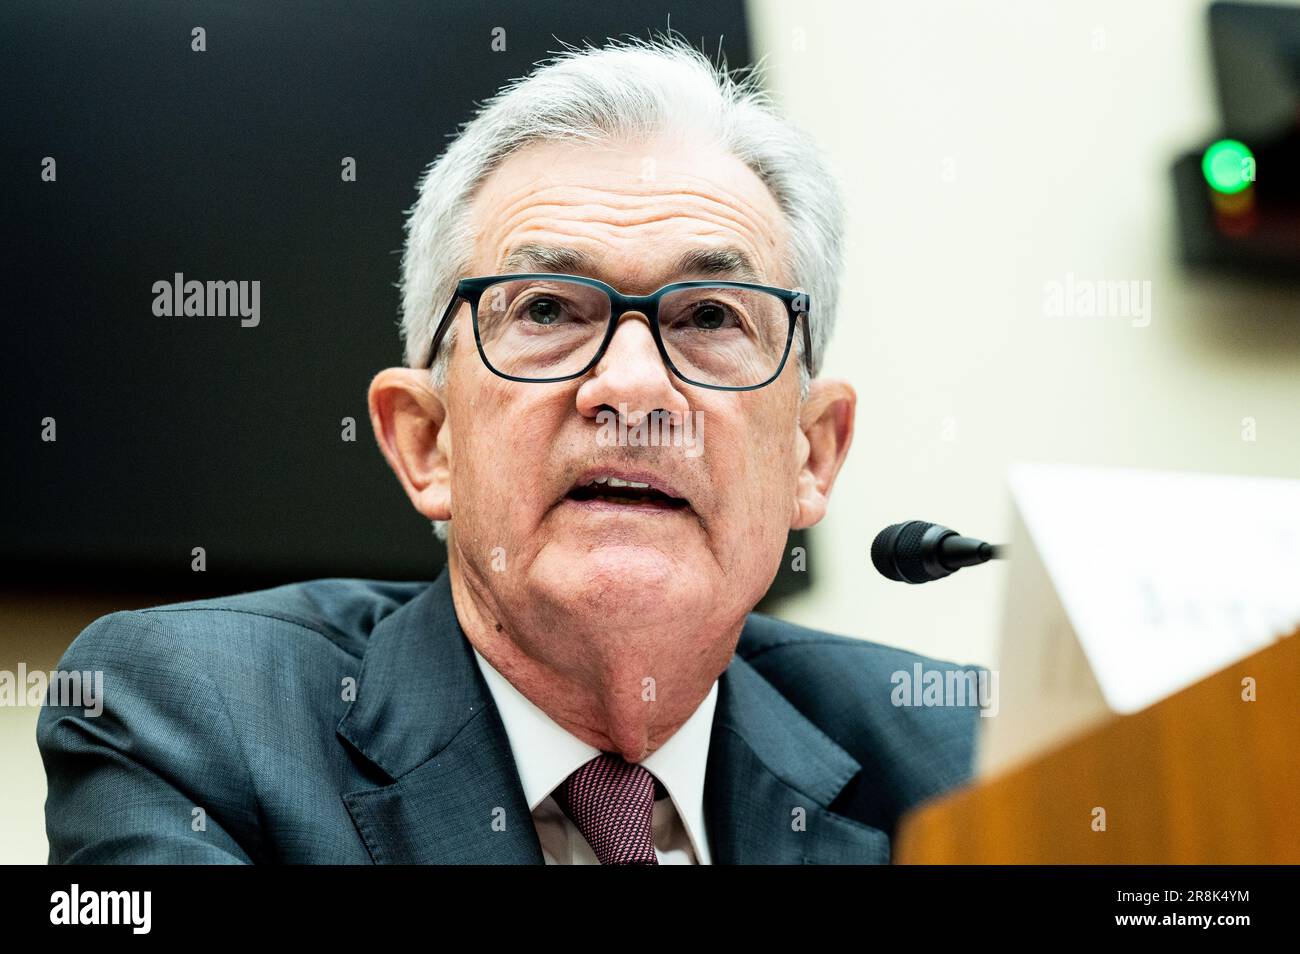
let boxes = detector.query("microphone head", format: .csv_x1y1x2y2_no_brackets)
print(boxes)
871,520,955,584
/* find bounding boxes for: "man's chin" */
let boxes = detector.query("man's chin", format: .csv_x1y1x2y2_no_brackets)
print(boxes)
532,543,707,621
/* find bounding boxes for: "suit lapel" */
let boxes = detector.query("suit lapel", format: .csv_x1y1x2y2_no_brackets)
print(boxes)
337,570,543,864
705,652,892,864
338,568,887,864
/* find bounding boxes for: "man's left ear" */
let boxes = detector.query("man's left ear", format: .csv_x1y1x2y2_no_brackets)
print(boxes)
791,378,856,529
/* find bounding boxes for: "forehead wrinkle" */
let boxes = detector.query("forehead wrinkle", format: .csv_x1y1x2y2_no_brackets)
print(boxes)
479,194,788,287
471,157,790,281
494,225,780,292
487,179,782,246
487,156,779,210
469,135,788,240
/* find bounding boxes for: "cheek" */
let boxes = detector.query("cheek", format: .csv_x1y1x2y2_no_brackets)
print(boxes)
445,377,505,519
447,380,564,530
709,406,800,535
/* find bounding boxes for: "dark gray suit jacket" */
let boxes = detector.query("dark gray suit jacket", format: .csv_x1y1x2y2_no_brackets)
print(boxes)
38,570,980,864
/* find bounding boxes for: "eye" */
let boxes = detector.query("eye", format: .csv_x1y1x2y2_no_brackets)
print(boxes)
687,302,734,330
525,297,564,325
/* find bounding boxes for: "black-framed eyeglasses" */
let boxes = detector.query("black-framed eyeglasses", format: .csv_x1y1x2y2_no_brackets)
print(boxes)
422,273,812,391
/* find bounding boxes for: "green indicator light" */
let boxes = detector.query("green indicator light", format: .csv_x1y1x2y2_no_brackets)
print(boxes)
1202,139,1255,195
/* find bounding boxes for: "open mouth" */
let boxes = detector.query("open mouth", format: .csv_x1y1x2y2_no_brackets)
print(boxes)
565,475,690,510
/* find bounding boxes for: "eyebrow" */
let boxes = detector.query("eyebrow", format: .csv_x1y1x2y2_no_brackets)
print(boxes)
498,243,765,285
673,246,763,283
500,244,594,275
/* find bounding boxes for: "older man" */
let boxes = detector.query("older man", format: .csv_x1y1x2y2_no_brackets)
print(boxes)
39,39,980,865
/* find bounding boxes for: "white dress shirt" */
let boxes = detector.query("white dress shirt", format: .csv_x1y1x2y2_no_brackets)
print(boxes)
472,646,717,864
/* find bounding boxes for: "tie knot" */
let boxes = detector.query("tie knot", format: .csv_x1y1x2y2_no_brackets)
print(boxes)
552,753,659,865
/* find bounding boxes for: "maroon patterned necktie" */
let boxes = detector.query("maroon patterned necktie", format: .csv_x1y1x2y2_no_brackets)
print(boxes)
552,753,660,865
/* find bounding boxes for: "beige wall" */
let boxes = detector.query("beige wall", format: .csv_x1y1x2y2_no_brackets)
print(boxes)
749,0,1300,664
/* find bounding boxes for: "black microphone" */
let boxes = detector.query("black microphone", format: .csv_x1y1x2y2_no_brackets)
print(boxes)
871,520,1004,584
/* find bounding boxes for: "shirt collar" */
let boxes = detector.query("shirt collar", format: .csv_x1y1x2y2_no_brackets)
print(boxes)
471,645,717,864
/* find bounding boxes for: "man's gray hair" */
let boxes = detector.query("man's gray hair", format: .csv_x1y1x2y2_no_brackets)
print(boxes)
399,35,845,383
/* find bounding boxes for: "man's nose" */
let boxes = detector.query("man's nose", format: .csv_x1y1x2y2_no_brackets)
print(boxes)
575,313,691,422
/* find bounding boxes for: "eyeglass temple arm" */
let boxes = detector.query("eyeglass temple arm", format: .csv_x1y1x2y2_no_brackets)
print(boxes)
423,294,464,369
799,302,814,375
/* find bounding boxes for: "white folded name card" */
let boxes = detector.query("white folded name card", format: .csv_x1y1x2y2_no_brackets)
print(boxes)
977,462,1300,775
